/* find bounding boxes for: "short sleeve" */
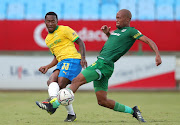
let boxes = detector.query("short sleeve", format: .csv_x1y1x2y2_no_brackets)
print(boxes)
64,26,79,42
130,28,143,39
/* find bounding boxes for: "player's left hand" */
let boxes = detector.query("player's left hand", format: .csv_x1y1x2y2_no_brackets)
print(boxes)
155,55,162,66
81,57,87,68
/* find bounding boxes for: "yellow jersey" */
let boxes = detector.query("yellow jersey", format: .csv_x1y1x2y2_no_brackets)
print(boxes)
45,25,81,62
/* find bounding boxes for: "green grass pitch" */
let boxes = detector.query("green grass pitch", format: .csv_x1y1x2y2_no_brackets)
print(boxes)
0,91,180,125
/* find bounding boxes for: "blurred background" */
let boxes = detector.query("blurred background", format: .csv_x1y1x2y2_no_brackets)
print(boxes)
0,0,180,90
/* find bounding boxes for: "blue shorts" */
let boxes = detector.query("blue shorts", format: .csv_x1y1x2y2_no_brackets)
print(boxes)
54,58,82,81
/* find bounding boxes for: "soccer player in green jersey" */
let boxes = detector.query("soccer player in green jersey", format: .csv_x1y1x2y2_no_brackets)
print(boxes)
48,9,162,122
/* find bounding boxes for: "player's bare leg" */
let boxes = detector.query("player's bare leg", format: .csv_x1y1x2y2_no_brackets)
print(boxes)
50,73,86,108
36,70,59,114
47,70,59,86
95,91,115,109
69,73,87,93
48,76,70,108
95,90,145,122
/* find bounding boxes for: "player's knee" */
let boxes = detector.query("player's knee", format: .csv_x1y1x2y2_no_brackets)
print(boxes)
71,75,86,86
47,79,57,86
47,80,51,86
58,82,67,89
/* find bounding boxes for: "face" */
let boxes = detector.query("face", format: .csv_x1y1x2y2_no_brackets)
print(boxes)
45,15,58,33
116,11,130,29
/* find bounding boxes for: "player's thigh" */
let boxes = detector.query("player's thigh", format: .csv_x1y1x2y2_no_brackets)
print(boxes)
58,77,71,89
93,76,109,92
47,70,60,85
81,66,100,83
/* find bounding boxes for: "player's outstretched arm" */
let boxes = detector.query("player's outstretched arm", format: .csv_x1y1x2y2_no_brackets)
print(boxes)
75,38,87,68
39,56,58,74
101,25,111,37
139,35,162,66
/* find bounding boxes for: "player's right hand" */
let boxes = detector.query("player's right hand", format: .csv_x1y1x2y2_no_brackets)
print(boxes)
155,55,162,66
101,25,111,35
39,66,49,74
80,57,87,69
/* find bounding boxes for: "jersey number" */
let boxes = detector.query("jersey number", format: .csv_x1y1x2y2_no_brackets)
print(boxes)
62,63,70,70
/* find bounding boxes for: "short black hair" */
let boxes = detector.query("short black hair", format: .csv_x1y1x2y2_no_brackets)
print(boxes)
45,12,58,20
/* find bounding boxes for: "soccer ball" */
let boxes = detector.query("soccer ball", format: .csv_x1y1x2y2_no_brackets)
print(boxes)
57,88,74,106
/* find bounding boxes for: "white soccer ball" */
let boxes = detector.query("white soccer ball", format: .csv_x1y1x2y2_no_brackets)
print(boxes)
57,88,74,106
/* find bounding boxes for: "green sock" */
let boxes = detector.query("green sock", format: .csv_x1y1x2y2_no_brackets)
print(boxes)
50,99,60,108
113,102,134,114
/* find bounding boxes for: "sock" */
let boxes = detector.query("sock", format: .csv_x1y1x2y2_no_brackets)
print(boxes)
65,104,75,115
50,98,60,108
48,82,59,97
113,102,134,114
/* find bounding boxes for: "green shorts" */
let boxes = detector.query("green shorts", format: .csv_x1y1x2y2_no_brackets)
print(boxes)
81,58,114,92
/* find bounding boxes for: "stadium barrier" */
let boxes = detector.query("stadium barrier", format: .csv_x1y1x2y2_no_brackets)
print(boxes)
0,55,176,90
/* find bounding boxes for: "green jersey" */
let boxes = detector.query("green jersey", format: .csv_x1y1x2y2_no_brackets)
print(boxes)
98,27,143,63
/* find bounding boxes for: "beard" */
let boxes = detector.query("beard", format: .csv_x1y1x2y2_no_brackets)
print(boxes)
116,25,122,29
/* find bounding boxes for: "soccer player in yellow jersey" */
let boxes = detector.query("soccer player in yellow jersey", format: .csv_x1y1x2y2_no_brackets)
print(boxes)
36,12,87,122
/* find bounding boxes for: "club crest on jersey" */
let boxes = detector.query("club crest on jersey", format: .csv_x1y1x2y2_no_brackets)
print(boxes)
54,33,58,38
121,29,127,32
111,32,121,36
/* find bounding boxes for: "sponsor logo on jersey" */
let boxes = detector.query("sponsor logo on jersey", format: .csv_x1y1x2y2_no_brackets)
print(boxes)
47,39,61,48
133,31,142,39
72,32,77,38
111,32,121,36
133,32,141,39
63,71,67,75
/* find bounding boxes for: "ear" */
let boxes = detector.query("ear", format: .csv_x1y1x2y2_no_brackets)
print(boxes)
126,18,130,23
